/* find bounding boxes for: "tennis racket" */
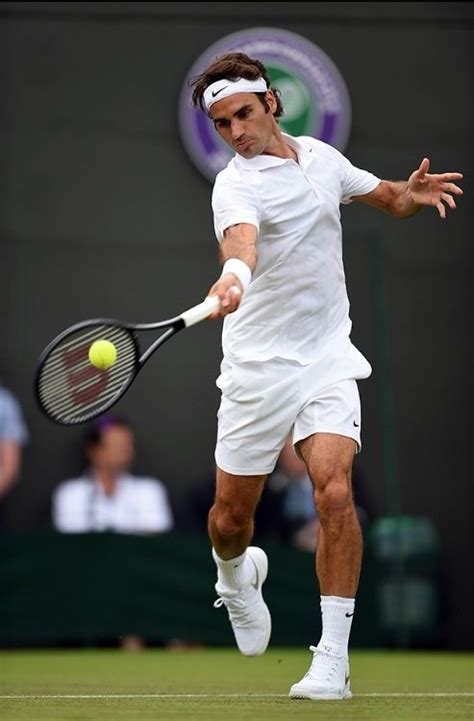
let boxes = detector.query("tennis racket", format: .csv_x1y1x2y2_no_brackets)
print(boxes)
35,295,220,426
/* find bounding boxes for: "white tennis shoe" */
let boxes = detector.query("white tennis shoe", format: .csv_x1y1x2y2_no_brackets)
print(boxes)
213,546,271,656
289,645,352,700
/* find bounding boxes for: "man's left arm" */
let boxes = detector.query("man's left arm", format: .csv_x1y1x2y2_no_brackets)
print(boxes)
354,157,463,219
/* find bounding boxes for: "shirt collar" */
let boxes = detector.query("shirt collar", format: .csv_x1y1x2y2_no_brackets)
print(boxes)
234,134,313,171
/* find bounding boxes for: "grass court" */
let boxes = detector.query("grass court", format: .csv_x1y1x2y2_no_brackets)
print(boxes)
1,647,473,720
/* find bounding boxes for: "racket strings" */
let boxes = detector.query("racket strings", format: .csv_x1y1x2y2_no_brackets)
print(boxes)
37,325,138,424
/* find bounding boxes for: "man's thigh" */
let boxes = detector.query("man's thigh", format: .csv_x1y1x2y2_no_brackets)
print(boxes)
296,432,357,492
213,467,267,516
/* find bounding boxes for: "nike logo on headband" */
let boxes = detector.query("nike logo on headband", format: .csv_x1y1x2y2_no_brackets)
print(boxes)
212,86,228,98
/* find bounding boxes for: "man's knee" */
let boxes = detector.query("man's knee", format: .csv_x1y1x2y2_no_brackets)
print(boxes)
209,501,253,537
314,472,353,519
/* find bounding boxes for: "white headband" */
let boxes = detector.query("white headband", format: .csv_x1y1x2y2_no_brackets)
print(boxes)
203,77,268,111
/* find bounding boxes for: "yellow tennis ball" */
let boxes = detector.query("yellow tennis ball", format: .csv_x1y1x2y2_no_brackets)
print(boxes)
88,339,117,370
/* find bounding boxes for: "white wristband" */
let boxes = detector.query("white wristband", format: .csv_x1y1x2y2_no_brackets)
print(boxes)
220,258,252,291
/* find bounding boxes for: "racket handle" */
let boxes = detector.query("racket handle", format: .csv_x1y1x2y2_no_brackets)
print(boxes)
181,296,221,327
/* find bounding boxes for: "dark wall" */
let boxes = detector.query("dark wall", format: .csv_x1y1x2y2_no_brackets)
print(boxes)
1,3,472,647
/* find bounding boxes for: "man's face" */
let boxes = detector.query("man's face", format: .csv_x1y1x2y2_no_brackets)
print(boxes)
209,91,277,159
88,425,135,476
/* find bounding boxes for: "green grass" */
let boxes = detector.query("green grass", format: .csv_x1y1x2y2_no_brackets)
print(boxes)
0,648,473,720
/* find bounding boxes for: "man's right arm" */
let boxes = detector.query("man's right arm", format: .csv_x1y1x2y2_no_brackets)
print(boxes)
207,222,258,318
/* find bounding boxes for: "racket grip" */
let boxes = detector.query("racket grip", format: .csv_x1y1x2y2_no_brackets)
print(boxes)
181,296,221,327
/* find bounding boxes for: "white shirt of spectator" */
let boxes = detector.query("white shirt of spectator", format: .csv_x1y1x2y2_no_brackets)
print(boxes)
52,472,173,534
212,135,380,365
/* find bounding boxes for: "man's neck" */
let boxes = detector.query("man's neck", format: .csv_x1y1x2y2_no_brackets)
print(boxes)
262,128,298,162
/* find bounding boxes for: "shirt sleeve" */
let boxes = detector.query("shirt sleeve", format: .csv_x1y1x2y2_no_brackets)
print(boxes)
319,142,380,205
338,153,381,205
211,172,261,242
0,389,29,444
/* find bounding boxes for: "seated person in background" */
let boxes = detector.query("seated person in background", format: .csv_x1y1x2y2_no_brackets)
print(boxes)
0,381,29,500
52,416,173,534
272,437,317,552
274,438,371,552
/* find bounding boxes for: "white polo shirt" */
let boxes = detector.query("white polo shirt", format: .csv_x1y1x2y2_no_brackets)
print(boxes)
52,472,174,534
212,134,380,365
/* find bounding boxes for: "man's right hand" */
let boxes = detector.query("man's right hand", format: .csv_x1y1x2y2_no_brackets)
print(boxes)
207,274,243,318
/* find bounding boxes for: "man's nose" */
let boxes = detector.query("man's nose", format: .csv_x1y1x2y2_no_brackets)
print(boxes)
230,120,244,140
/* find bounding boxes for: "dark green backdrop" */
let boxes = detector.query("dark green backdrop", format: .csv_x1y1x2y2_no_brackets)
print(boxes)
0,3,472,648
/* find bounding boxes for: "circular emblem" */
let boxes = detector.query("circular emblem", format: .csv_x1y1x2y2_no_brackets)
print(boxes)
179,27,352,182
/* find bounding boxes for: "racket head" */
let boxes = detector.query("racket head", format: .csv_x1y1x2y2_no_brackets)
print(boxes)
35,321,140,425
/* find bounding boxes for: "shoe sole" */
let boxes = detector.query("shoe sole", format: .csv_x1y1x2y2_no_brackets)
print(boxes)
289,685,352,701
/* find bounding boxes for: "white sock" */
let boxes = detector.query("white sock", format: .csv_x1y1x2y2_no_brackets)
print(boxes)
212,548,254,589
318,595,355,656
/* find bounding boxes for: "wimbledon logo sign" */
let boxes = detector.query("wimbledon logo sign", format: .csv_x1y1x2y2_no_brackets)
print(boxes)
178,27,352,182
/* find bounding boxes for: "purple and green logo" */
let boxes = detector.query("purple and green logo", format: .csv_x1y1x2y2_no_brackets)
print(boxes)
179,27,352,182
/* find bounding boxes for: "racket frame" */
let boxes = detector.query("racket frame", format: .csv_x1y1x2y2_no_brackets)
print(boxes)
35,296,219,425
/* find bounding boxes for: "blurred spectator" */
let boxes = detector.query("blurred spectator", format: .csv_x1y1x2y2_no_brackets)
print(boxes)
52,416,173,534
0,382,29,501
270,437,317,551
272,437,372,552
52,415,174,650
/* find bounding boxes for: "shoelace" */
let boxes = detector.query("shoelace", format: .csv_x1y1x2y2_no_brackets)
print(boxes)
213,589,258,627
305,645,345,683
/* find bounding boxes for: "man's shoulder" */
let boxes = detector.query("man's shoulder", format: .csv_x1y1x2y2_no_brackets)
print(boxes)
212,159,259,205
0,387,20,416
295,134,323,148
0,386,14,403
0,386,28,442
297,135,344,158
214,157,243,185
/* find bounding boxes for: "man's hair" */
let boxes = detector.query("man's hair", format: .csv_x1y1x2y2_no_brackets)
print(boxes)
190,52,284,118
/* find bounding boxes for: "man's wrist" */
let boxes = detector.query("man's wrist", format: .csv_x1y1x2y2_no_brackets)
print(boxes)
220,258,252,291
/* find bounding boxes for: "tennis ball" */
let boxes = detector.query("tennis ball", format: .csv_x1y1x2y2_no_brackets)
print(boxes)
88,339,117,370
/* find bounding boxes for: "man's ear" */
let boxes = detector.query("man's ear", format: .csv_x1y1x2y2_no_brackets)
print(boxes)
266,90,277,113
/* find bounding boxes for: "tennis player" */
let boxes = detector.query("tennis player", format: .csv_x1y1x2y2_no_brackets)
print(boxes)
191,53,463,700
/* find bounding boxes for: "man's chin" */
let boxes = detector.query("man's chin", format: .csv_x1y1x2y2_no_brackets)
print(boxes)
235,146,259,159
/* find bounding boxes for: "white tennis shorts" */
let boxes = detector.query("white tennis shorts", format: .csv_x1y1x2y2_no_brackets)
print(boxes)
215,340,372,476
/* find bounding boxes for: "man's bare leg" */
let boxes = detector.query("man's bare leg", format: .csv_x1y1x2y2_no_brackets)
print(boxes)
289,433,360,700
208,467,266,559
208,467,271,656
297,433,362,597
